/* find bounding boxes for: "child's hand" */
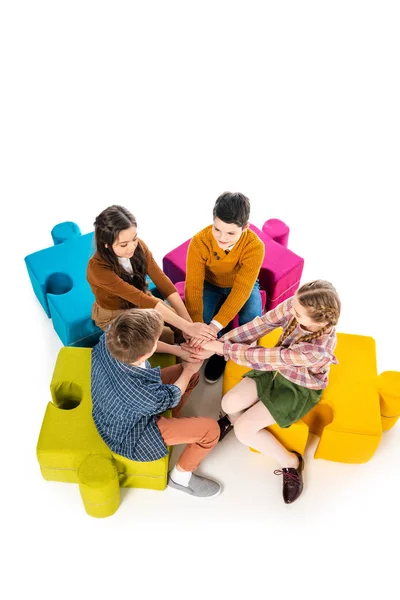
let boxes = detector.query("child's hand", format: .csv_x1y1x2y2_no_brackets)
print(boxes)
180,343,214,361
188,322,218,342
182,331,191,343
185,323,219,348
203,340,225,355
178,347,204,363
186,335,209,349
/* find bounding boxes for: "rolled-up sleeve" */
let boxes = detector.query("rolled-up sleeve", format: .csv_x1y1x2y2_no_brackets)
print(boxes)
130,382,182,416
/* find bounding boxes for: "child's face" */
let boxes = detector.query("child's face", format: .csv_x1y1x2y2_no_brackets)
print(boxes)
212,217,247,249
291,295,328,332
111,226,139,259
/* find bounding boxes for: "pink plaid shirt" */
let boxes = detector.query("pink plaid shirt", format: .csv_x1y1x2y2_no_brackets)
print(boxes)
220,297,338,390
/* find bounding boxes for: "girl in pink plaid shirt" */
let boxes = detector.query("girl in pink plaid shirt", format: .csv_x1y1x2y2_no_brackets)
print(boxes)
186,280,341,504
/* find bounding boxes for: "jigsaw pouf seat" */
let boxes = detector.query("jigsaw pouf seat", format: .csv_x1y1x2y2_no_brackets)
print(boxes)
223,330,400,463
24,222,102,347
37,347,174,517
163,218,304,311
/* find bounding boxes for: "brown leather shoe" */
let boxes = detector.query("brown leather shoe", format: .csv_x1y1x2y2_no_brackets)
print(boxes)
274,451,304,504
217,414,234,442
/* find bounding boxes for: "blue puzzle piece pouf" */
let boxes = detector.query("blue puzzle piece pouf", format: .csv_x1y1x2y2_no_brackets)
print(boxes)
25,222,102,347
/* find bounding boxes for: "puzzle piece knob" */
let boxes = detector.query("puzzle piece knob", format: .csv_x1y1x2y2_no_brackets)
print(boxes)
378,371,400,431
262,219,290,247
51,222,81,245
78,454,120,518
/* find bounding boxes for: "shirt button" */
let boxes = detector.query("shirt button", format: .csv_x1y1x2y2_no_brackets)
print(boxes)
216,255,220,260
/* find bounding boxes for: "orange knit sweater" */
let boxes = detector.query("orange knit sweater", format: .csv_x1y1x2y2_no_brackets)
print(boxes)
185,225,265,327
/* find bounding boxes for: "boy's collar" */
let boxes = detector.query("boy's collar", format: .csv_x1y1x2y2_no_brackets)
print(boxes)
119,360,161,379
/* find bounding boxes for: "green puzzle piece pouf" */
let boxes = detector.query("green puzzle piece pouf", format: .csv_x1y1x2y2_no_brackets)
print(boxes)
37,347,175,517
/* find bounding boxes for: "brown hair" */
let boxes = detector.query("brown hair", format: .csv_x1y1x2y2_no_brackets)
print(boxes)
106,309,164,364
277,280,341,345
93,205,148,300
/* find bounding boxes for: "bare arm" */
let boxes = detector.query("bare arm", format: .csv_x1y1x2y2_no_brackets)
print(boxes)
156,341,181,356
172,361,203,395
156,340,203,363
165,291,193,323
155,301,215,340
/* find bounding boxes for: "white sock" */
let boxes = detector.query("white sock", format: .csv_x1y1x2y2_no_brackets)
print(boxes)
170,465,192,487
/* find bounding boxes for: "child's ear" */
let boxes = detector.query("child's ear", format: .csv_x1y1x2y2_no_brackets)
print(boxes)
243,222,250,230
104,243,108,248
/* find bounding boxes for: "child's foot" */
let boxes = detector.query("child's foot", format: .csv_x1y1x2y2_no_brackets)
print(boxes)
274,451,304,504
168,473,221,498
217,414,234,442
204,354,226,383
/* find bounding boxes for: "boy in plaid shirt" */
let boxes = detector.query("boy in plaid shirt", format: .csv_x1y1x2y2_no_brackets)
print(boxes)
91,308,221,498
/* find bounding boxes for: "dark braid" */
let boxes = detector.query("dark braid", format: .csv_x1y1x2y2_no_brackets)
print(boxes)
94,205,148,303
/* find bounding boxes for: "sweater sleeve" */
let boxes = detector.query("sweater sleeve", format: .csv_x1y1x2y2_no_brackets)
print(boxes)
141,240,177,300
213,237,265,327
184,235,207,323
88,256,159,309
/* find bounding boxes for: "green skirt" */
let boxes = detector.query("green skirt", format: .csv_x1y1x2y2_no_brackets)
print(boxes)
244,370,323,428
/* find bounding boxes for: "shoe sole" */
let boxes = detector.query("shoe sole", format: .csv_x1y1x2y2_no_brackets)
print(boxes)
204,375,222,384
167,485,222,499
167,478,222,499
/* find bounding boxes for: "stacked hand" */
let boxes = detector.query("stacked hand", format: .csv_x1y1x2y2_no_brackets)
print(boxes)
180,338,224,361
186,322,219,349
186,322,218,344
178,346,205,363
177,323,215,364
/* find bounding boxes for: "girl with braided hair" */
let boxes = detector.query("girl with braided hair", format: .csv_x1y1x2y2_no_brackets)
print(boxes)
87,205,216,362
184,280,340,504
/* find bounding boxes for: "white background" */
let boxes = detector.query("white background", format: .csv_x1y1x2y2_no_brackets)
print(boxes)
1,2,399,599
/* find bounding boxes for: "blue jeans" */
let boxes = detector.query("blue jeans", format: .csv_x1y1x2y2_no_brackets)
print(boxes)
202,280,262,338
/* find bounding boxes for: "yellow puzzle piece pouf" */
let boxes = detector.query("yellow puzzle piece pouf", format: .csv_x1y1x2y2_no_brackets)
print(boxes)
37,347,174,517
223,330,399,463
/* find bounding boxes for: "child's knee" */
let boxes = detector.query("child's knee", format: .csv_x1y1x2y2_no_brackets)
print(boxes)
233,416,254,445
202,418,221,446
221,390,235,415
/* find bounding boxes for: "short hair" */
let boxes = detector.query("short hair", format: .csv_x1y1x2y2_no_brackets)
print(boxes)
106,309,164,364
212,192,250,228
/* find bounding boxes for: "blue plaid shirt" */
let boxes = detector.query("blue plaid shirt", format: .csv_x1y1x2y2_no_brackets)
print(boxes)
91,334,181,461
